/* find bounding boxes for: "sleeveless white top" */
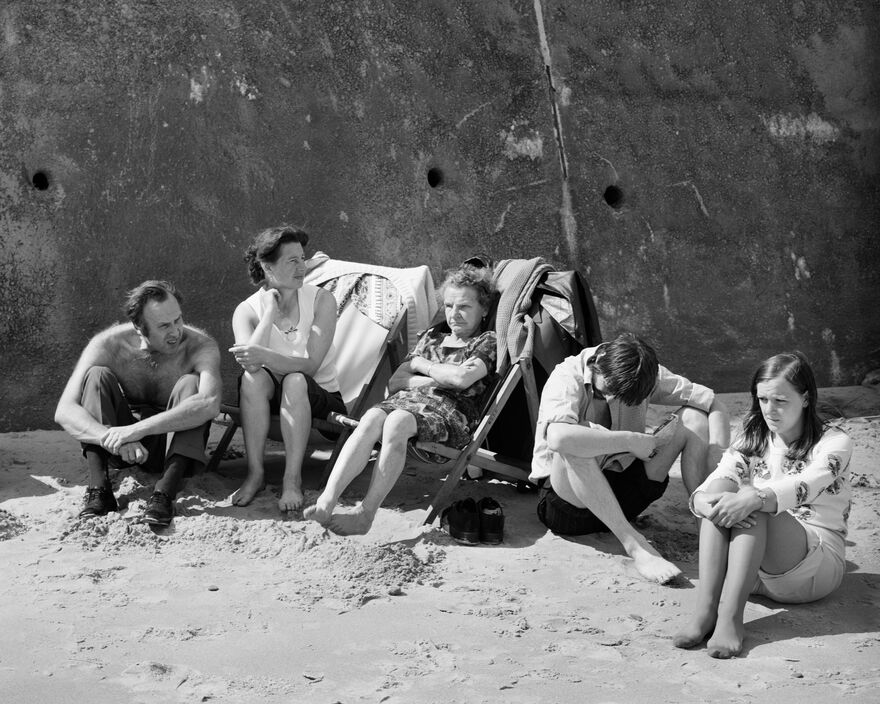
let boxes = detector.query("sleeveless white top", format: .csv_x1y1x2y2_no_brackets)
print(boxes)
243,284,340,392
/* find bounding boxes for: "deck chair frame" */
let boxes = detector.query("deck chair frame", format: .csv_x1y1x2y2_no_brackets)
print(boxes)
417,355,539,525
204,304,408,474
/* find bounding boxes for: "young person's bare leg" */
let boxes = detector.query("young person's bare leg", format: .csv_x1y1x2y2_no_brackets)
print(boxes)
706,514,768,658
551,455,682,584
673,518,731,648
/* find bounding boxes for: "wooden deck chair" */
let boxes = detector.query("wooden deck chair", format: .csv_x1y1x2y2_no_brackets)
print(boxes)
205,272,410,474
416,258,602,525
417,355,540,524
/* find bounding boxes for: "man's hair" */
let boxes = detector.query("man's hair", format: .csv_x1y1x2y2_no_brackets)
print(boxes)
735,351,823,462
439,263,498,311
589,333,659,406
244,225,310,285
124,280,182,332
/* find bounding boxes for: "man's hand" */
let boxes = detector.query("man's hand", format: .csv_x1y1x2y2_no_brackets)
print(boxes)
101,425,146,454
118,442,149,465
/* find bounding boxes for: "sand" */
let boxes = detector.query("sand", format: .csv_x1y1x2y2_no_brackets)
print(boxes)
1,388,879,703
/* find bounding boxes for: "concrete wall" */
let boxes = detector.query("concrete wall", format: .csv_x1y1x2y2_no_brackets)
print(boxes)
1,0,878,430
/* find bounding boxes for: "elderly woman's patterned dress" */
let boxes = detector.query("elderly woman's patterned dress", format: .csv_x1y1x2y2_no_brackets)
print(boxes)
375,327,497,448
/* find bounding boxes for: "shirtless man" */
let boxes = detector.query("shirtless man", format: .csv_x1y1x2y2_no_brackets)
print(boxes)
55,280,222,526
531,333,730,584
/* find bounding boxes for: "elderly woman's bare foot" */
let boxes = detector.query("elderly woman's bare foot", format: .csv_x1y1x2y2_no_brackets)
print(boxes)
328,506,375,535
673,608,716,649
631,543,682,584
707,619,744,659
278,485,304,512
231,475,266,506
303,499,333,526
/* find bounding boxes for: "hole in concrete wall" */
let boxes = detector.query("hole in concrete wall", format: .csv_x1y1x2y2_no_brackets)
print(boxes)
32,171,50,190
427,167,444,188
603,184,624,209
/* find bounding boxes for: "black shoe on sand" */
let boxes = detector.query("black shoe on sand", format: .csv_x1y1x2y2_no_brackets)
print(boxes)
79,486,119,518
478,496,504,544
143,491,174,527
442,498,480,545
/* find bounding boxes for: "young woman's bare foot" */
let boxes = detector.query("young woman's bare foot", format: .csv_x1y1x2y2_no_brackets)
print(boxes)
630,543,682,584
231,475,266,506
706,618,744,659
673,607,717,649
303,499,333,526
278,485,304,512
328,506,375,535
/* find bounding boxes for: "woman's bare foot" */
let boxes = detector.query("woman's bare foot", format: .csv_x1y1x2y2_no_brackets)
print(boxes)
673,607,717,649
706,618,744,659
303,499,333,526
328,506,375,535
231,475,266,506
278,485,304,512
630,542,682,584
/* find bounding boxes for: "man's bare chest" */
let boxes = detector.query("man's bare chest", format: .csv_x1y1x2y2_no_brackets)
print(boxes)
112,354,192,408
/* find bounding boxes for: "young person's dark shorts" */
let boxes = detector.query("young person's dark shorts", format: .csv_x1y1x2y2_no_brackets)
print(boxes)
240,369,346,420
536,459,669,535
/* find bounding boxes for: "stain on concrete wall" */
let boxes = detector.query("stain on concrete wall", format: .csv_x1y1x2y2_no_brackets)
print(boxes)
0,0,878,430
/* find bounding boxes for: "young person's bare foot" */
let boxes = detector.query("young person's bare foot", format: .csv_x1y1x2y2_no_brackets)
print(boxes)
278,485,304,512
231,475,266,506
706,618,744,659
673,608,717,649
303,499,332,526
630,543,682,584
328,506,375,535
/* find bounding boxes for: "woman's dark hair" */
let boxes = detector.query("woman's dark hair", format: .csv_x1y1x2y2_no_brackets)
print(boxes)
588,333,659,406
734,351,823,462
439,263,498,311
244,225,310,285
124,280,182,333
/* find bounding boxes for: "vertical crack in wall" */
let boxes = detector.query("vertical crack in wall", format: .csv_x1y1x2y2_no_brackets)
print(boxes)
532,0,578,260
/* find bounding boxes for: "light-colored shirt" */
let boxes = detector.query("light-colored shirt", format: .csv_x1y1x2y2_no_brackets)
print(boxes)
243,284,340,392
692,426,852,538
530,345,715,482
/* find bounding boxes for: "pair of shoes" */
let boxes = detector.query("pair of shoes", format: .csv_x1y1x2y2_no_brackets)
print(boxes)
143,490,174,527
79,486,119,518
441,497,505,545
441,498,480,545
477,496,504,544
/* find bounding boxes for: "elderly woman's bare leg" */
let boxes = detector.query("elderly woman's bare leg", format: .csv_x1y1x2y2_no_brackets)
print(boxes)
277,373,312,511
232,370,275,506
329,409,418,535
305,408,388,525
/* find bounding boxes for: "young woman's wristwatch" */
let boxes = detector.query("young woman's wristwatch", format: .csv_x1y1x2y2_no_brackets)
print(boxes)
755,487,768,511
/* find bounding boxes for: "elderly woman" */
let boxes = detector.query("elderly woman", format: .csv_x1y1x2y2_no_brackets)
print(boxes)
229,226,345,511
305,264,498,535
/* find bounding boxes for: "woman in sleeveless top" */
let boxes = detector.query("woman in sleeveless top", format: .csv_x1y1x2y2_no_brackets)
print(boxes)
228,226,345,512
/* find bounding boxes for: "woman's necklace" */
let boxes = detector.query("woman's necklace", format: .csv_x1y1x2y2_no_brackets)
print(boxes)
275,296,300,340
